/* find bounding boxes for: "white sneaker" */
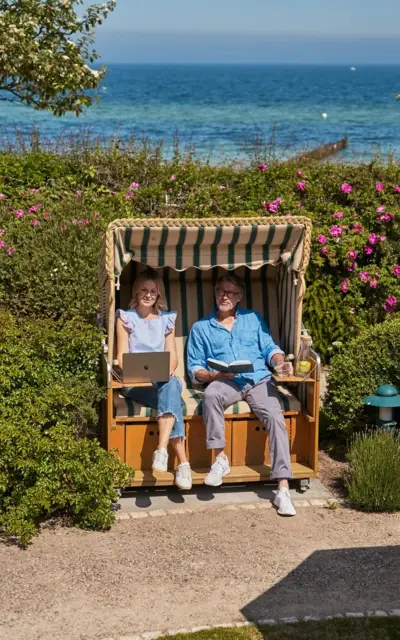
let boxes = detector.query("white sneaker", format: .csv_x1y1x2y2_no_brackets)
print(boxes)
274,487,296,516
152,448,168,472
204,456,230,487
175,462,192,490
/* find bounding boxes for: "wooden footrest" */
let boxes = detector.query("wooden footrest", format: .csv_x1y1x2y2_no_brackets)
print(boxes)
130,463,314,487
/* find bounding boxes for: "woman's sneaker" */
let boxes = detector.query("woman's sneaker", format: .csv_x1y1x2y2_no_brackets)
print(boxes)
274,487,296,516
175,462,192,490
152,447,168,472
204,456,230,487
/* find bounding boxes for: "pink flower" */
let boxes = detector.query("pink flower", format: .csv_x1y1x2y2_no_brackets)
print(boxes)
264,202,278,213
218,185,226,190
15,209,24,219
0,228,4,237
0,194,5,199
29,188,41,193
346,262,356,273
359,271,370,282
72,219,78,226
321,247,329,256
341,183,352,194
329,225,343,238
297,181,306,191
333,211,344,219
29,203,42,213
82,219,89,226
170,175,177,181
369,278,378,288
380,235,386,242
130,182,140,190
111,191,117,196
393,265,400,277
317,234,327,244
93,211,100,219
124,193,134,199
340,280,349,293
376,205,385,213
43,211,49,219
274,197,283,205
31,219,40,227
368,233,379,245
353,223,364,233
258,163,268,172
296,170,302,177
364,245,374,255
380,213,394,223
347,249,358,260
7,246,15,256
376,183,385,192
393,185,400,193
0,240,5,249
384,296,397,312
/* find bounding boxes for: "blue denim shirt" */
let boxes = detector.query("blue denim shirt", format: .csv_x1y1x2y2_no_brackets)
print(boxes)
187,308,284,389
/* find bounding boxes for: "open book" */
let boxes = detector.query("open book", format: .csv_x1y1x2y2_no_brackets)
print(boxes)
207,358,254,374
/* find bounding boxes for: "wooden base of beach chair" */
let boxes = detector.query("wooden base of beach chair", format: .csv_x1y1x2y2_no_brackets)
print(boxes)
107,411,318,487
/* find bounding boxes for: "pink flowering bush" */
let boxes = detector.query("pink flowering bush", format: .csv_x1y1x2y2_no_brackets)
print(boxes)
0,145,399,360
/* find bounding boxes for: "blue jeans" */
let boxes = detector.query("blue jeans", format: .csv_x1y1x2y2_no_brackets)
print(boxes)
122,376,185,440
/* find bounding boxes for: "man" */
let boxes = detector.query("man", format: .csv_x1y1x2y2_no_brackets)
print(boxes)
187,273,296,516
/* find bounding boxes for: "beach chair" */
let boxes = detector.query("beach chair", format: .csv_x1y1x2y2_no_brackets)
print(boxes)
99,217,320,490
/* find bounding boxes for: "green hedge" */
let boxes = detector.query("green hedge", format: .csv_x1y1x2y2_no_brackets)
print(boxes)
1,144,400,538
0,146,399,356
0,313,131,545
323,318,400,434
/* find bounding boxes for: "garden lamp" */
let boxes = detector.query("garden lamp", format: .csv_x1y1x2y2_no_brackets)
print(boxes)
363,384,400,429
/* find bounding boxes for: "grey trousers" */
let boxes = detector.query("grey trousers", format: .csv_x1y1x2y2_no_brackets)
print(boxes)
203,378,292,480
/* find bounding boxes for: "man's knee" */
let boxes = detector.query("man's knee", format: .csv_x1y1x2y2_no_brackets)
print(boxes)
203,382,225,409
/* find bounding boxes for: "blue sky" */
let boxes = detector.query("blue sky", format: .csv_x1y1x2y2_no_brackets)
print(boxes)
94,0,400,63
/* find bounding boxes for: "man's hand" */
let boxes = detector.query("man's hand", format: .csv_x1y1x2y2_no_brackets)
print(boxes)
271,353,293,377
215,372,235,381
195,369,235,383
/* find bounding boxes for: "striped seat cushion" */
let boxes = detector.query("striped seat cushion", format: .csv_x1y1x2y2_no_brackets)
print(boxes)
113,384,301,419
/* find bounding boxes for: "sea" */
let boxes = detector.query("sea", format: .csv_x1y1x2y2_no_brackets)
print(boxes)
1,64,400,162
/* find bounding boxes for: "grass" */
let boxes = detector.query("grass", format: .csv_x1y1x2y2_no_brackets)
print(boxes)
159,618,400,640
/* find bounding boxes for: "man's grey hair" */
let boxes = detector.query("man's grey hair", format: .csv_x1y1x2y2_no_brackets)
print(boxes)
215,273,245,295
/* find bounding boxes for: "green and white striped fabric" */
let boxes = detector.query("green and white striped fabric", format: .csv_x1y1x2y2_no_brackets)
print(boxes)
113,263,302,418
113,222,305,276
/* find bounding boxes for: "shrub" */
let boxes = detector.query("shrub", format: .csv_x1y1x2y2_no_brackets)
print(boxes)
0,417,131,546
323,318,400,435
0,313,132,545
0,146,399,354
346,430,400,512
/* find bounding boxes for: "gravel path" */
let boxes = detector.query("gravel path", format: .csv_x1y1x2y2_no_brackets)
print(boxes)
1,505,399,640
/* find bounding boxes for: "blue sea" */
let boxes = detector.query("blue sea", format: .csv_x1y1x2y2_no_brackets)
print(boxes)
1,64,400,161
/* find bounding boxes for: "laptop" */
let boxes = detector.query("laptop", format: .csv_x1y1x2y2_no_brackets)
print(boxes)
122,352,170,384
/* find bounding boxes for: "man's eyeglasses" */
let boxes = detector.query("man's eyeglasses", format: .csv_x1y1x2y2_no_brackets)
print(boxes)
215,288,240,300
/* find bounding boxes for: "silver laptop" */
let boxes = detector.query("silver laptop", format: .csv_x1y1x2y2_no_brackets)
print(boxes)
122,352,170,384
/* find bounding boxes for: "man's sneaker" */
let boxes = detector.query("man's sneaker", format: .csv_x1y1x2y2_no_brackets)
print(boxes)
204,456,230,487
274,487,296,516
175,462,192,490
152,447,168,472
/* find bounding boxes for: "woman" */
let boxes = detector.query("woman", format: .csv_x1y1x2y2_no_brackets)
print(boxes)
116,268,192,490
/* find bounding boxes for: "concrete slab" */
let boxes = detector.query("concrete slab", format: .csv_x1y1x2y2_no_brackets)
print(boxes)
118,478,333,513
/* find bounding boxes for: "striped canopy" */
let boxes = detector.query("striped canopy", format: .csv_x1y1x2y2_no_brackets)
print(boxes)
107,217,312,278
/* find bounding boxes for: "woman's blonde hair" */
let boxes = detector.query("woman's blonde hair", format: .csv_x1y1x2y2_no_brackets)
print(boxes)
129,268,168,313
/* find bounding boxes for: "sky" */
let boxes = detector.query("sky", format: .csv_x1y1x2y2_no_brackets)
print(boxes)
93,0,400,63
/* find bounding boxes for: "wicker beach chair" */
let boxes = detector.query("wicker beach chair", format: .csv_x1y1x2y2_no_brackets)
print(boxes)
99,217,320,490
